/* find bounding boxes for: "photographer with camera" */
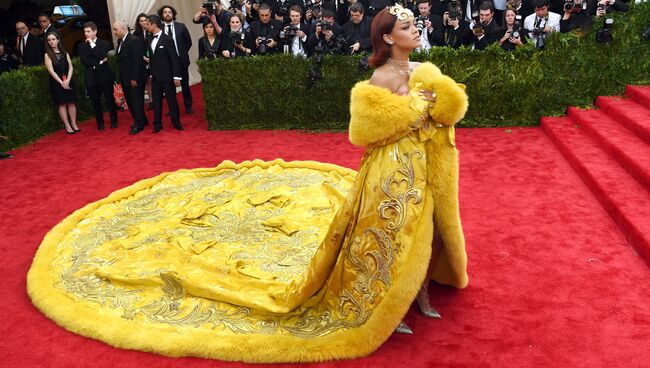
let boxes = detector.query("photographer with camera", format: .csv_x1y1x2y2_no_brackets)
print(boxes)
306,9,344,53
559,0,593,32
221,14,255,58
342,3,373,54
442,1,472,48
470,1,503,50
193,0,233,37
506,0,534,19
250,3,283,54
414,0,445,51
587,0,627,17
499,9,529,50
199,20,222,59
280,5,310,57
524,0,560,48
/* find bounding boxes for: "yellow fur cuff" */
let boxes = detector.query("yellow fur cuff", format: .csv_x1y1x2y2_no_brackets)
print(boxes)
409,63,468,127
349,81,420,147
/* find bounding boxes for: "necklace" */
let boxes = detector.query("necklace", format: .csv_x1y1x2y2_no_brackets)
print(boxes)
386,57,412,77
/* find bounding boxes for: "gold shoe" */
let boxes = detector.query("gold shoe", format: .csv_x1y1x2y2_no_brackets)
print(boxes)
417,286,442,319
394,321,413,334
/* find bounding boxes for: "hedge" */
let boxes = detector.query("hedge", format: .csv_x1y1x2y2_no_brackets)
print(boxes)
199,1,650,131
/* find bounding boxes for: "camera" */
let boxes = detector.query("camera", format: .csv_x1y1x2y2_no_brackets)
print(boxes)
202,1,217,15
280,24,300,40
531,27,544,37
415,16,426,33
564,0,585,12
447,1,461,25
317,20,333,32
231,29,245,45
257,36,272,54
597,2,611,14
511,14,522,38
596,17,614,43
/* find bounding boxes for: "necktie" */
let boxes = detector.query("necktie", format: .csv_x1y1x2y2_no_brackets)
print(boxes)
167,24,172,36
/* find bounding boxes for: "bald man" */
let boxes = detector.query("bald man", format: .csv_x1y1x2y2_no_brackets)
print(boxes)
15,21,44,67
112,20,148,134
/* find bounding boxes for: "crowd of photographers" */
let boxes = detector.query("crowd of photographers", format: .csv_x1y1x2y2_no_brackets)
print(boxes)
193,0,630,60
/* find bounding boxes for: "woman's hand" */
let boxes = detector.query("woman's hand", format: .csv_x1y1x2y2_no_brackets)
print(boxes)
419,89,437,103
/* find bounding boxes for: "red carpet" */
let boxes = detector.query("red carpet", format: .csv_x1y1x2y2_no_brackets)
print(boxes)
1,85,650,367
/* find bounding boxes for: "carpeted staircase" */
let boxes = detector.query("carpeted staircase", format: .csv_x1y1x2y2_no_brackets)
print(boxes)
541,86,650,266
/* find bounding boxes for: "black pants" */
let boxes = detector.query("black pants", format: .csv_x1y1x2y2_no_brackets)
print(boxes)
121,78,148,130
180,63,192,111
87,82,118,128
151,78,181,129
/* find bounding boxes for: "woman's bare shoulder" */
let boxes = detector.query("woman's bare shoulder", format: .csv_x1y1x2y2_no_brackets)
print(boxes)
369,67,399,91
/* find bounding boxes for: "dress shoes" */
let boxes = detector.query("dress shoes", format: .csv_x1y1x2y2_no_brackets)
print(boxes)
129,126,143,135
0,152,14,160
153,126,162,133
110,122,118,129
98,125,105,131
174,125,184,131
394,321,413,334
185,107,194,115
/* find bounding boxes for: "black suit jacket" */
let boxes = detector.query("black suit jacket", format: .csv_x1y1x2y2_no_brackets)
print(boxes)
342,16,372,52
117,33,147,83
19,34,45,67
163,21,192,67
147,33,181,82
473,19,502,50
78,38,114,87
249,19,283,54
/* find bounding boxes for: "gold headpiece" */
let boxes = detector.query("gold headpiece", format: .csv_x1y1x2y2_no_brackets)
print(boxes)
388,4,414,21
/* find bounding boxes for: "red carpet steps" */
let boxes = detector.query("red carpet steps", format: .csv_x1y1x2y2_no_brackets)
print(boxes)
541,85,650,265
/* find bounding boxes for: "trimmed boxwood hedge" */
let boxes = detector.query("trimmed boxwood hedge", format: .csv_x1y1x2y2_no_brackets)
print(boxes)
199,1,649,131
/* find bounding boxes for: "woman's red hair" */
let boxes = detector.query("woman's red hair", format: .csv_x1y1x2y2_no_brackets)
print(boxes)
368,8,397,68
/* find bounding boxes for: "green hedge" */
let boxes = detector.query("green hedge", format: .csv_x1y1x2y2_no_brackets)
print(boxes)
0,57,120,152
200,1,650,130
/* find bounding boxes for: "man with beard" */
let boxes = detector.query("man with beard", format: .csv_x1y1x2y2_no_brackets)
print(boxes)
342,3,372,54
145,14,183,133
158,5,194,115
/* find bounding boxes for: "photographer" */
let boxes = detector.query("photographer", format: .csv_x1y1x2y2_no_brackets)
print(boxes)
366,0,393,17
0,41,18,74
442,2,472,48
198,20,222,59
524,0,560,48
506,0,534,20
342,3,372,54
415,0,445,51
560,0,593,32
587,0,628,16
281,5,310,57
276,0,308,24
250,3,283,54
221,14,255,58
470,1,503,50
499,9,529,50
306,9,344,55
193,0,233,37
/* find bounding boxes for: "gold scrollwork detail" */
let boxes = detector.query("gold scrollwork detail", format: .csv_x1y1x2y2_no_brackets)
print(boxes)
378,150,423,231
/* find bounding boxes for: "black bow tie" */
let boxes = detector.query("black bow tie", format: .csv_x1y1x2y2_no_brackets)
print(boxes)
153,34,159,39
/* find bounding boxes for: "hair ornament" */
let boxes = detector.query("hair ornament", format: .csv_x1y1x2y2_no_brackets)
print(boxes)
388,4,414,21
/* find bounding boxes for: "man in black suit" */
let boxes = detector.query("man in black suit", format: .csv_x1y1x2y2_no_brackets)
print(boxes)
112,20,148,135
78,21,118,130
249,3,283,54
159,5,194,115
146,14,183,133
341,3,372,54
14,21,44,67
415,0,446,50
470,1,502,49
39,13,59,40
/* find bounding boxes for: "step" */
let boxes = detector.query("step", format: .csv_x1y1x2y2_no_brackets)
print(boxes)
541,116,650,264
626,85,650,108
595,96,650,145
567,107,650,191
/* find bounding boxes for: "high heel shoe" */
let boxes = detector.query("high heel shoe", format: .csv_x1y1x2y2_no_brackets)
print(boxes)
73,127,80,132
66,130,75,135
417,286,441,319
394,321,413,334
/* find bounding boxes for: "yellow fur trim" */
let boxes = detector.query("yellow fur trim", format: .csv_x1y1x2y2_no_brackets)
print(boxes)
349,81,421,147
409,62,468,127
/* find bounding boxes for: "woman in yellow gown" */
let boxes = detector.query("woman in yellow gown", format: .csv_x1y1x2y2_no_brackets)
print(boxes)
27,5,468,363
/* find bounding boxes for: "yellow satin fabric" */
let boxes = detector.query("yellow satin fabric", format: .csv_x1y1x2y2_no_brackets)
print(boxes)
28,126,462,362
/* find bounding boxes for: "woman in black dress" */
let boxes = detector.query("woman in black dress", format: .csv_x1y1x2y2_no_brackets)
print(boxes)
44,31,78,134
198,20,221,59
